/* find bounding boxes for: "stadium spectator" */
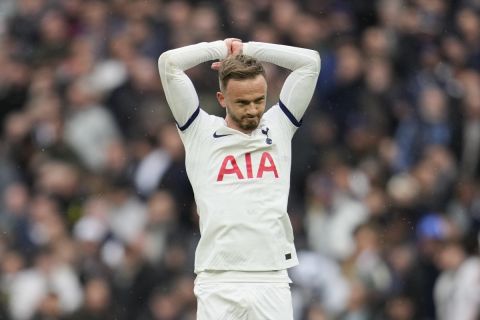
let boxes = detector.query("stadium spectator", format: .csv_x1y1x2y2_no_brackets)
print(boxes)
0,0,478,319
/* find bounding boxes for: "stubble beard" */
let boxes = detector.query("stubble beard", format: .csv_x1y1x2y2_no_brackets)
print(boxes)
230,111,262,131
240,117,260,130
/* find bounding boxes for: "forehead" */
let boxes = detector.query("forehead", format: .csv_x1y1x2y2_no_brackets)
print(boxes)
224,75,267,98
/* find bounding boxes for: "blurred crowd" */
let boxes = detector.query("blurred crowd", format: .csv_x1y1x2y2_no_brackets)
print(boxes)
0,0,479,319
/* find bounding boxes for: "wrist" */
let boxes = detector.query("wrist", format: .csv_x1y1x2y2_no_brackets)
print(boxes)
242,42,253,56
209,40,229,59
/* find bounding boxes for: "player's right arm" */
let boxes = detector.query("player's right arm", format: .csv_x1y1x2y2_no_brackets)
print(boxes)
158,41,228,130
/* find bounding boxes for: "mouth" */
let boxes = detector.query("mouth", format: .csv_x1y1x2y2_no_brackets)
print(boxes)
243,116,258,123
244,114,259,120
241,116,260,130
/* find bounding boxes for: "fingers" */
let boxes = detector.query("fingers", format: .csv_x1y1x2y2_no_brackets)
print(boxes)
224,38,242,56
216,38,243,72
224,38,242,45
211,62,222,70
224,38,235,55
231,40,243,56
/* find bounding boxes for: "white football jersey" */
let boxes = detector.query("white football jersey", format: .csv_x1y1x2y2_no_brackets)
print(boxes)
158,40,320,273
179,102,300,272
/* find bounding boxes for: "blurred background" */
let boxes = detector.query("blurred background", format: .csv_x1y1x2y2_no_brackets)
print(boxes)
0,0,480,319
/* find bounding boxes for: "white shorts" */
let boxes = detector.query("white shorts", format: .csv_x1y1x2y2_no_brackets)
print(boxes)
194,282,293,320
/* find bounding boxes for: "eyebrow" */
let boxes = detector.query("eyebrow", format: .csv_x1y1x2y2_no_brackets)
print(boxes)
234,96,265,103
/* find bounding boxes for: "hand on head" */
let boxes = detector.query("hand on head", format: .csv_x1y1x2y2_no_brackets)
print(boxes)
225,38,243,55
230,39,243,56
211,38,243,71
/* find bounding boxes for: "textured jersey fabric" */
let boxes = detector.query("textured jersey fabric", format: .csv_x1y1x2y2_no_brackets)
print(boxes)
158,40,320,273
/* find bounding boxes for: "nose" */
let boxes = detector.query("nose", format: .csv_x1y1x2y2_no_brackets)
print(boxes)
245,102,257,115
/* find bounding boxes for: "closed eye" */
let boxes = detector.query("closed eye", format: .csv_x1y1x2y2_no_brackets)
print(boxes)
235,96,265,106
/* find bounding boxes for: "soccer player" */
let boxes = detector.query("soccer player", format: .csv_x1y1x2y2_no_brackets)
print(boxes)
158,38,320,319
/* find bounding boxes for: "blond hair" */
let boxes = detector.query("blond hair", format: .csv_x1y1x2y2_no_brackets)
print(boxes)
218,54,266,91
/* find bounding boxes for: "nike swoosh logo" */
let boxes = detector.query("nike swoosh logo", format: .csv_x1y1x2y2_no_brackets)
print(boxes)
213,132,233,138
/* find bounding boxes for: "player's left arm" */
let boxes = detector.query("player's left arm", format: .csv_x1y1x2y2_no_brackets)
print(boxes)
242,42,320,126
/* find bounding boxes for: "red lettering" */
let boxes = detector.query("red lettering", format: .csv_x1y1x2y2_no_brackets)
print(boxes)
256,152,279,178
245,153,253,179
217,155,244,181
217,152,279,181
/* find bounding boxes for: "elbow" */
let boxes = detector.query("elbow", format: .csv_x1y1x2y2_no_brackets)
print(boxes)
158,50,180,78
298,49,321,76
158,51,172,70
311,50,321,75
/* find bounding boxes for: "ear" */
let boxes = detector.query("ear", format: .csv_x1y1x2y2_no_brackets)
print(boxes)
216,91,226,109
